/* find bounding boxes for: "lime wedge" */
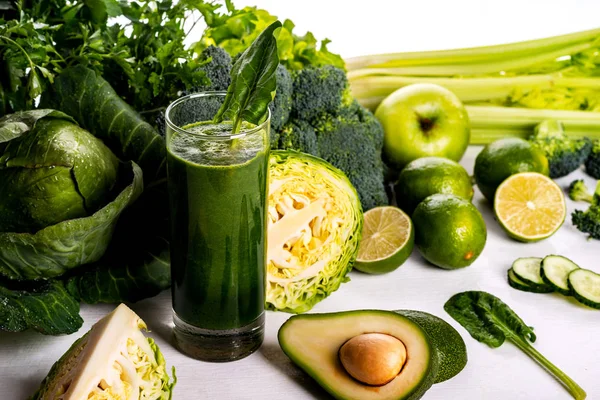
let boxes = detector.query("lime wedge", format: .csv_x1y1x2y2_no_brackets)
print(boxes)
355,206,414,274
494,172,566,242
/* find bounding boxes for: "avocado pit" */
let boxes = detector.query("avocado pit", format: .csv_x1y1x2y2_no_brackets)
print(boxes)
338,333,407,386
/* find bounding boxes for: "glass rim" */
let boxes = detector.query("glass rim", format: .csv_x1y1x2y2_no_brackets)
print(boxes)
165,91,271,141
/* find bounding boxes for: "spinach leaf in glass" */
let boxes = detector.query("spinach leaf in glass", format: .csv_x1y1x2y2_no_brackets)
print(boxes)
213,20,281,133
444,291,586,400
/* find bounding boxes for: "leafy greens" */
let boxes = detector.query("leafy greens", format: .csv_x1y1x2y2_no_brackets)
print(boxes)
66,212,170,304
444,291,586,400
197,2,344,71
0,279,82,335
0,0,211,117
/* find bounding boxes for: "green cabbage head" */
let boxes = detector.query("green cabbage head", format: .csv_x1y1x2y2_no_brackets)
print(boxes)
267,150,363,313
0,110,119,233
0,110,143,281
30,303,176,400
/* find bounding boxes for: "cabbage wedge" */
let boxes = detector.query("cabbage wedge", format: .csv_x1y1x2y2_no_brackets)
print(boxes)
31,304,176,400
267,151,363,313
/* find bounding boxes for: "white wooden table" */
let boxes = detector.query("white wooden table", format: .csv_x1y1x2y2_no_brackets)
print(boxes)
3,2,600,398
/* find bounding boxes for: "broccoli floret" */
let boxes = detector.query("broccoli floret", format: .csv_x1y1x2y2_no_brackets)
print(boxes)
528,120,592,178
291,65,352,122
277,119,317,155
585,139,600,179
568,179,593,203
571,180,600,239
312,104,388,210
195,46,232,91
269,64,293,132
572,204,600,240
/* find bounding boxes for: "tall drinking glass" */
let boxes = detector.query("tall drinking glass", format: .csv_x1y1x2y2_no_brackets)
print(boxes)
165,92,268,362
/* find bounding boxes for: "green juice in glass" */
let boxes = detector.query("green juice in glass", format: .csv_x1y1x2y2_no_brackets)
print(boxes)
166,113,268,361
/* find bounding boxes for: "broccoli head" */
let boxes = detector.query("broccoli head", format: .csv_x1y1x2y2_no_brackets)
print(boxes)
312,103,388,210
572,204,600,240
195,46,233,91
528,119,592,178
568,179,593,203
291,65,352,122
270,64,293,131
585,139,600,179
277,119,317,155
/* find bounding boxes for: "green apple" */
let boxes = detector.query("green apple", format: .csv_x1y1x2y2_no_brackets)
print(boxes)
375,83,470,170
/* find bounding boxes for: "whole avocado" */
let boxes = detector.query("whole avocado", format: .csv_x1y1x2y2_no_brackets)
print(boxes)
395,309,468,383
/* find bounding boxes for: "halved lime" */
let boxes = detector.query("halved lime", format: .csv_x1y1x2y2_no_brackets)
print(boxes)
355,206,414,274
494,172,566,242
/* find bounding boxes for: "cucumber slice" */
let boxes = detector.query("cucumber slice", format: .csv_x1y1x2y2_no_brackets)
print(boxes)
568,269,600,309
512,257,553,291
508,268,554,293
541,255,580,295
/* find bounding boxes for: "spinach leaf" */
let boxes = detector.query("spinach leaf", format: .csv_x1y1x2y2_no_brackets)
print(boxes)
445,291,586,400
43,65,166,186
0,161,143,280
0,279,82,335
213,20,281,133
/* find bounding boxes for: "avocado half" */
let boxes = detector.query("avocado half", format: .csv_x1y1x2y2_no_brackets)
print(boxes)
278,310,439,400
395,310,467,383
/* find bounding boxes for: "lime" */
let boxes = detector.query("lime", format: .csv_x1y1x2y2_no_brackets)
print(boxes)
412,194,487,270
395,157,474,215
494,172,566,242
355,206,414,274
474,138,549,202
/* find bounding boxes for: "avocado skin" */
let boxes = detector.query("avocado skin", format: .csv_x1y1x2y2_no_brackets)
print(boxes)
278,310,439,400
395,310,468,383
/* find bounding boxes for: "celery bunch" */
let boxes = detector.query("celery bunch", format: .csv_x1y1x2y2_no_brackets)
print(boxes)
347,28,600,143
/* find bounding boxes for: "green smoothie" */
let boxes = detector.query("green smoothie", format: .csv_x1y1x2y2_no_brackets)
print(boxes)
167,121,267,331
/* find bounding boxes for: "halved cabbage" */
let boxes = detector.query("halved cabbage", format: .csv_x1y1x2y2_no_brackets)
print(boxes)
31,304,176,400
267,151,363,313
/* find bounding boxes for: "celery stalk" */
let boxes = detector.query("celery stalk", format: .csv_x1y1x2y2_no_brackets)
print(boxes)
350,75,600,104
345,27,600,71
349,41,596,78
466,105,600,144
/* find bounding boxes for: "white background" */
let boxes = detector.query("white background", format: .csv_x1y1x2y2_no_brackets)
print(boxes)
2,1,600,399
